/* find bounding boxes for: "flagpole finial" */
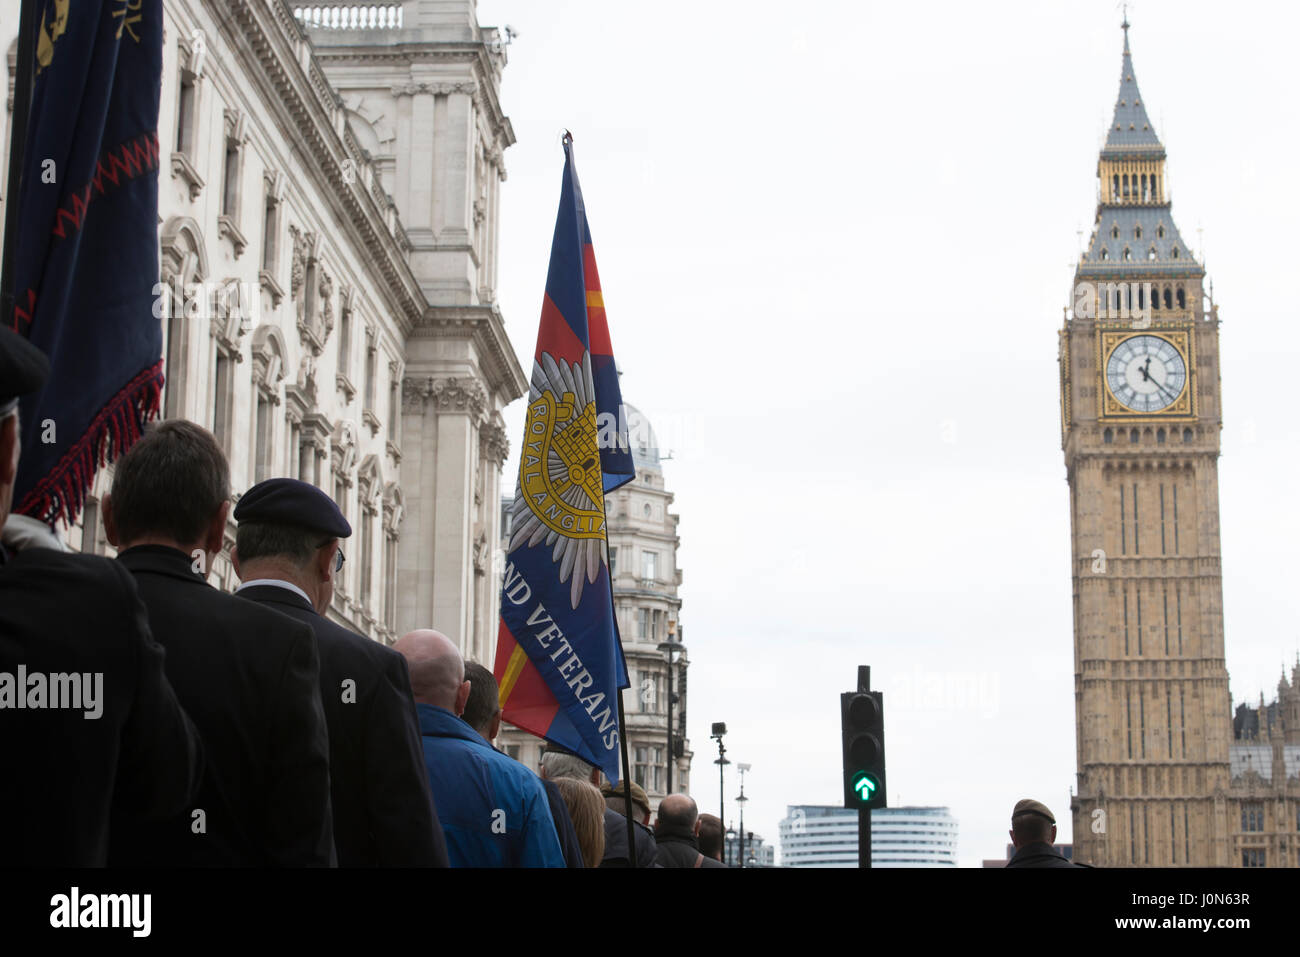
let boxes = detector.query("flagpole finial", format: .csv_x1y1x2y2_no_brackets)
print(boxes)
561,129,573,146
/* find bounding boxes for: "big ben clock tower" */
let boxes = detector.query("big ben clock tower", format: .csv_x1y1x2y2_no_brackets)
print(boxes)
1060,20,1232,867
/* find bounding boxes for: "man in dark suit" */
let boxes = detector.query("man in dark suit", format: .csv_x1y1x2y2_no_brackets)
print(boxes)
103,421,334,866
230,478,448,867
0,327,203,866
1004,799,1090,868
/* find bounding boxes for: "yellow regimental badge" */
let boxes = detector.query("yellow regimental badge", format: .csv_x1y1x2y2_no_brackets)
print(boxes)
520,389,605,540
506,351,610,609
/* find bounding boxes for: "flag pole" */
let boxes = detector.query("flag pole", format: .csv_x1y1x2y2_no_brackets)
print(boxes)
0,0,38,328
605,519,638,867
616,692,638,867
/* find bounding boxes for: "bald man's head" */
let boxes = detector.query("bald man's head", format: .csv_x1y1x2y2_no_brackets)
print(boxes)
656,794,699,832
394,629,469,714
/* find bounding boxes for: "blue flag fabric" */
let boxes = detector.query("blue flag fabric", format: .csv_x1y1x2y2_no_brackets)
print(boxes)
494,136,635,782
9,0,165,525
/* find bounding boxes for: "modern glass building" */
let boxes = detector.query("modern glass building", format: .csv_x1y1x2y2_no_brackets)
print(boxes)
778,805,958,867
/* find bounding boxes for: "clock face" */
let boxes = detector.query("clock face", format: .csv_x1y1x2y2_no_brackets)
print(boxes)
1105,335,1187,413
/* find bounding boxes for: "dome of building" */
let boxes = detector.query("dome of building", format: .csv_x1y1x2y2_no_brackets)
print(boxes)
623,403,661,473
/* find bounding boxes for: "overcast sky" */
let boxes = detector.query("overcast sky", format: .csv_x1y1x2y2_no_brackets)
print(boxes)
476,0,1300,866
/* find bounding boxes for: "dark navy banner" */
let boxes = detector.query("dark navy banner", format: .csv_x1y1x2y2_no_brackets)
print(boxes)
494,135,635,782
9,0,165,526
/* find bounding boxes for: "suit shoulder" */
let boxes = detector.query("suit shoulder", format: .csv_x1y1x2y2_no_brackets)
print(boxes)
7,548,132,591
314,615,403,667
3,550,140,623
212,588,315,647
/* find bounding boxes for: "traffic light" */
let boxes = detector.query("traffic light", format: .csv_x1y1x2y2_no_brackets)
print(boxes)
841,690,886,810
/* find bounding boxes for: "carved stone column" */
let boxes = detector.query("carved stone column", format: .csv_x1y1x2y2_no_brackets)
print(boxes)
475,418,509,662
398,375,486,644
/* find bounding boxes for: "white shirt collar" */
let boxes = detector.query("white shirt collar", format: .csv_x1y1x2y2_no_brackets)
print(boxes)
236,578,313,608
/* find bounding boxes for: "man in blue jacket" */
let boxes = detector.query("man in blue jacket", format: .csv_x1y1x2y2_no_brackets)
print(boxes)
461,661,585,868
394,629,564,868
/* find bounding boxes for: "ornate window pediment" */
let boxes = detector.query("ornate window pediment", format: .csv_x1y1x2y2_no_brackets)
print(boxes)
211,278,252,358
382,482,405,536
331,418,359,477
251,324,288,399
357,454,383,513
290,227,335,356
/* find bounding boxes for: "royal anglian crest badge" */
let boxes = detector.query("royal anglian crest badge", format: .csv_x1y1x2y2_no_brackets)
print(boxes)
507,351,609,608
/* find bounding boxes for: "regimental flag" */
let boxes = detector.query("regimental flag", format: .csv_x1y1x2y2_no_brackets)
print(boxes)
494,135,635,782
8,0,165,525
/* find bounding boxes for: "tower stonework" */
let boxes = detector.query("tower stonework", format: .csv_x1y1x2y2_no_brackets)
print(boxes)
1060,23,1232,867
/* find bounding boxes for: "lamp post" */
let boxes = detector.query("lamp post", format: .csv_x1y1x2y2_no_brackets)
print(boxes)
657,620,685,796
711,722,728,828
737,762,751,869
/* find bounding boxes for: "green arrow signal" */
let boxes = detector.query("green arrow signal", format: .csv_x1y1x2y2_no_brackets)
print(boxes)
853,772,877,801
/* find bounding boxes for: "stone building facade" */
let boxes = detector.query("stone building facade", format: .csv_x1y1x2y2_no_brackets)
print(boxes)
1060,22,1297,867
1,0,525,663
1228,664,1300,867
497,404,692,816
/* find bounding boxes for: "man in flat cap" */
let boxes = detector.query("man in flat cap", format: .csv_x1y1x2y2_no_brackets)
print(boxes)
104,421,334,866
231,478,448,867
0,327,203,865
600,778,661,868
1005,799,1088,868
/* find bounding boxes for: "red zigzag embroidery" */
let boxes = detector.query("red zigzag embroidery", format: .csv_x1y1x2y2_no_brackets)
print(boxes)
10,131,160,330
51,131,160,240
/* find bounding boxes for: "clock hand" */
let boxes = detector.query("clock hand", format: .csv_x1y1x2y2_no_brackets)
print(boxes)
1151,378,1179,402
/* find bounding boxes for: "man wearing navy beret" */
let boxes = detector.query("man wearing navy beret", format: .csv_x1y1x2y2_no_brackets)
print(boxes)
232,478,449,867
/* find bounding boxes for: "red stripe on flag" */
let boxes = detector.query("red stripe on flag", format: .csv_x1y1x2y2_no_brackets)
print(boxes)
535,292,587,363
494,620,559,737
583,244,613,355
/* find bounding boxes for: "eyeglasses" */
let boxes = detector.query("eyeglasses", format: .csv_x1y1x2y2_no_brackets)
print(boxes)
318,540,345,573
